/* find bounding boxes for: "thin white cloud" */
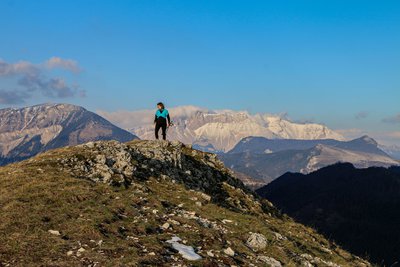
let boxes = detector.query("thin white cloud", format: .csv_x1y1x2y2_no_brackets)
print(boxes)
386,131,400,139
336,128,366,136
0,90,30,104
0,59,38,77
382,114,400,124
376,131,400,146
337,128,400,146
355,111,368,120
336,128,367,140
0,57,84,104
45,57,81,73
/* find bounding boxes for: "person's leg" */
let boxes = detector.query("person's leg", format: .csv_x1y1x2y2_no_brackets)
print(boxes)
155,123,161,139
162,123,167,140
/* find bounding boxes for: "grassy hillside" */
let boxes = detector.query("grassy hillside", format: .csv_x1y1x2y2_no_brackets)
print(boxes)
0,140,371,266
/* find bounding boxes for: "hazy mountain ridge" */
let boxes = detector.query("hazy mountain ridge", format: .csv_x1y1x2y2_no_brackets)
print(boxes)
0,103,137,165
220,136,399,185
103,106,345,152
256,163,400,265
229,135,388,156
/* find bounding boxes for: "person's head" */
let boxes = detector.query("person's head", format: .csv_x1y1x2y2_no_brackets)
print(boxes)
157,102,165,110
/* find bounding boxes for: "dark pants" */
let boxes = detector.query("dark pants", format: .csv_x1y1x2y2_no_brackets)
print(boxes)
155,122,167,140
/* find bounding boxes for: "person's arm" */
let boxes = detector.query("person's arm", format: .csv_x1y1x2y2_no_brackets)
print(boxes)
167,114,171,125
154,114,157,124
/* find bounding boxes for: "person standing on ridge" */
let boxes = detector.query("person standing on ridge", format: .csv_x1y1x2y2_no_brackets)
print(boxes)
154,102,171,140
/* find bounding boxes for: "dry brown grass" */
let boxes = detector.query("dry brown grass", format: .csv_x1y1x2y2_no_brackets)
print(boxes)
0,142,372,266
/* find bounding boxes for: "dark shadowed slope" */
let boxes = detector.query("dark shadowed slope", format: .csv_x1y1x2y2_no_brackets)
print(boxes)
257,163,400,265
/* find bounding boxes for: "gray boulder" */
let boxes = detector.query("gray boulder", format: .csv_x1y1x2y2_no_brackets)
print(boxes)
246,232,268,251
257,256,282,267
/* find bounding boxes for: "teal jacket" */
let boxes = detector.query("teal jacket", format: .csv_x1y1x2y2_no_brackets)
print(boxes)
154,109,171,124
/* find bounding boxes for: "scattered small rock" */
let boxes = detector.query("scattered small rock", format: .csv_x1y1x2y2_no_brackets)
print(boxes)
207,250,215,257
161,222,170,230
167,219,181,225
320,246,333,254
273,232,287,241
48,230,61,236
301,260,314,267
199,192,211,202
223,247,235,257
76,247,86,257
85,142,95,148
257,256,282,267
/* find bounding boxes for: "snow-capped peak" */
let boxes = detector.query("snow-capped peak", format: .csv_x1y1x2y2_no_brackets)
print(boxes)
100,106,345,152
359,135,378,145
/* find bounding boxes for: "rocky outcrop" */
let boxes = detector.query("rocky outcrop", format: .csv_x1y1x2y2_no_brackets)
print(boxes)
58,140,267,213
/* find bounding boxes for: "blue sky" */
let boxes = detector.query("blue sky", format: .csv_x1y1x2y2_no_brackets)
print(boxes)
0,0,399,144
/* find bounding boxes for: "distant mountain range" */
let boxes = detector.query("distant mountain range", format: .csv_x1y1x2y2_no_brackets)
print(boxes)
0,103,137,165
120,106,345,152
220,136,399,185
229,135,387,155
256,163,400,265
1,103,397,190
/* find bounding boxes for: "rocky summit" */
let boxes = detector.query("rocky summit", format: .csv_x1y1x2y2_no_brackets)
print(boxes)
0,140,370,266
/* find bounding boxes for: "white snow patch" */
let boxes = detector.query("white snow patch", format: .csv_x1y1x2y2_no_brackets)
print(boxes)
167,236,202,261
